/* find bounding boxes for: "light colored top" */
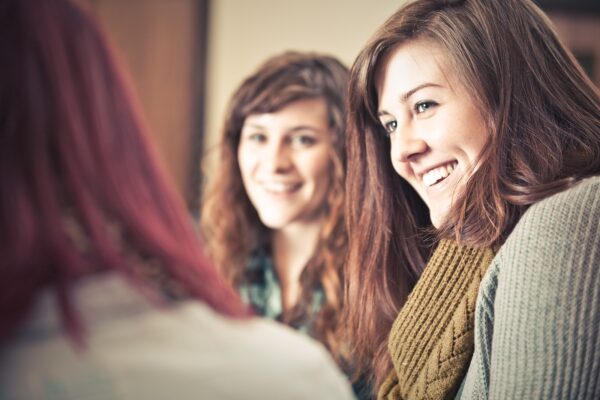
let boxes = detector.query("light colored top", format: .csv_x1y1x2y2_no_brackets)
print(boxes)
458,176,600,399
0,274,355,400
240,251,371,400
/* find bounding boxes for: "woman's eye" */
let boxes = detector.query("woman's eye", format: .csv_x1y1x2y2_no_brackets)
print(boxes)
415,101,437,114
245,133,266,143
383,120,397,135
290,135,316,147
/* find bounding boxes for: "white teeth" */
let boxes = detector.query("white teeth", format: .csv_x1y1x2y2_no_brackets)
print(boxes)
422,162,457,187
261,182,299,193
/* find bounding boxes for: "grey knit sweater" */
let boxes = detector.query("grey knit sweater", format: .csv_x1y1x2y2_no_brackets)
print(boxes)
457,176,600,399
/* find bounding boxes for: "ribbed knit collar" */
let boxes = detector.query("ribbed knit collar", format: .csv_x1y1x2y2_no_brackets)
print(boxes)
379,240,495,400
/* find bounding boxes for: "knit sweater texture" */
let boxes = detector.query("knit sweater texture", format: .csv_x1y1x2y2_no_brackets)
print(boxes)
458,176,600,399
379,240,495,400
381,175,600,399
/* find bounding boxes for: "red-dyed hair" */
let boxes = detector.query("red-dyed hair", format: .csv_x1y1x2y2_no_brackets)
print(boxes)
0,0,247,345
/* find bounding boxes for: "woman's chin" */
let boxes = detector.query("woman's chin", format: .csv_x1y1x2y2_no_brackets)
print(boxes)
429,210,450,230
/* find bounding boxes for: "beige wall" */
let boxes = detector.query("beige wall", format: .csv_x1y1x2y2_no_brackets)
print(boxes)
205,0,406,163
205,2,600,162
84,1,598,205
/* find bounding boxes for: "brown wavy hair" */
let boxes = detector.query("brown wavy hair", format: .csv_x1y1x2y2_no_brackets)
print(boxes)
201,51,349,359
343,0,600,389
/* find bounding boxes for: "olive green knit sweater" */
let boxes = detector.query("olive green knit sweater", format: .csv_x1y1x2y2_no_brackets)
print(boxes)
379,240,495,399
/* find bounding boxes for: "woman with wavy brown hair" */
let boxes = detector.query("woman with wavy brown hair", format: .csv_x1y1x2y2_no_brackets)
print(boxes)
343,0,600,399
201,50,354,376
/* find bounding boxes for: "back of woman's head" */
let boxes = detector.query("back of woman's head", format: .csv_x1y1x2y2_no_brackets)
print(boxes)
202,51,349,282
0,0,246,345
344,0,600,388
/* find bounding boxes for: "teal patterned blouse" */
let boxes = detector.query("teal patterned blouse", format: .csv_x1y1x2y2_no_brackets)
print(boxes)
238,249,324,336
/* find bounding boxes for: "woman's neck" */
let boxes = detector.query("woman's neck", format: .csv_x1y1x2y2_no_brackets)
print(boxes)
271,220,323,313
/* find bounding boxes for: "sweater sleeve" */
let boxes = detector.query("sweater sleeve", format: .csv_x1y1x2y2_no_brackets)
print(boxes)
488,177,600,399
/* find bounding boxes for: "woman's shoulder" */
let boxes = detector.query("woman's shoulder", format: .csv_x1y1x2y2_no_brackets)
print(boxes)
472,178,600,400
1,276,354,400
510,175,600,241
176,301,355,399
492,174,600,289
524,175,600,220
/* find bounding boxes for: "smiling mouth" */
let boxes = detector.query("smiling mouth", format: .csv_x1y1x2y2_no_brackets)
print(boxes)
260,181,302,194
421,161,458,187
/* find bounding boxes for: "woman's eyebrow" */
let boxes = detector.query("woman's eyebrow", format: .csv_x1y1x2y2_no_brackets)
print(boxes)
286,125,320,133
241,123,265,130
399,82,442,103
378,82,443,116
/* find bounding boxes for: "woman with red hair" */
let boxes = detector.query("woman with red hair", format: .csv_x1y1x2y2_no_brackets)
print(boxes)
0,1,354,399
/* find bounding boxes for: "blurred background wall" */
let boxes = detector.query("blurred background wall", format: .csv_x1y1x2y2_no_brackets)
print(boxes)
204,0,404,167
83,0,599,214
83,0,208,213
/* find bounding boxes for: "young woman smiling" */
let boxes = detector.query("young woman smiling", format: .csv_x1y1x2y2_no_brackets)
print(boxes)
343,0,600,398
201,52,366,387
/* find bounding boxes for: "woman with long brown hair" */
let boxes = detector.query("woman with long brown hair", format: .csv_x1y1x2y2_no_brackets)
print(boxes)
343,0,600,398
0,1,355,398
201,51,361,387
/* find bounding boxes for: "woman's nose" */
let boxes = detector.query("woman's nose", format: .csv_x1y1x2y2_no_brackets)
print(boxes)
390,127,428,162
264,142,293,172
